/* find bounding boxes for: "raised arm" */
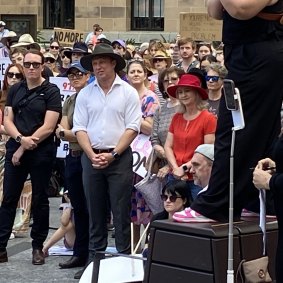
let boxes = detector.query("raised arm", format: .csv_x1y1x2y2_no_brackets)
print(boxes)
219,0,279,20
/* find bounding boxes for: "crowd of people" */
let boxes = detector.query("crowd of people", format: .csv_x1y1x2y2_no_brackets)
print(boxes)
0,1,283,280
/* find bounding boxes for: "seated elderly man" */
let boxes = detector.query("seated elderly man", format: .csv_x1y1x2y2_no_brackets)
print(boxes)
173,144,214,222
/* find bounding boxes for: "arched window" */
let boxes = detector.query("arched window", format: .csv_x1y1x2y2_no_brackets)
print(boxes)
131,0,164,31
43,0,74,29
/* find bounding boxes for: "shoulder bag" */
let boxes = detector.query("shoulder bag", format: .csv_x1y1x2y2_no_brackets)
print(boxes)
135,151,164,214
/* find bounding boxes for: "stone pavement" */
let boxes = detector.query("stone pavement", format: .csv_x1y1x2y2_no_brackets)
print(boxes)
0,197,116,283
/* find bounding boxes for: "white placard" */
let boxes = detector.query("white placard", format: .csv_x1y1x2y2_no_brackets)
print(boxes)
50,77,76,158
0,57,11,90
131,134,152,178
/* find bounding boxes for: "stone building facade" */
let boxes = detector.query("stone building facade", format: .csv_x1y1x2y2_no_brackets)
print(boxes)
0,0,208,42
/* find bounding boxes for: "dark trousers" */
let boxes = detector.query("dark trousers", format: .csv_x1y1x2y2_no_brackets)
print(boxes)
64,152,89,259
0,139,56,249
81,147,133,258
192,38,283,221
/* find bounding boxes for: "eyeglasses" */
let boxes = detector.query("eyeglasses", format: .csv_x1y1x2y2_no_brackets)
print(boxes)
7,72,23,79
50,46,59,50
113,45,123,50
160,194,182,202
205,75,220,82
67,72,84,80
163,77,178,84
44,57,55,63
23,62,42,69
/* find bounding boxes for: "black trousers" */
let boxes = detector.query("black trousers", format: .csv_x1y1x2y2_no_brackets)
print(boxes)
0,139,56,249
192,38,283,221
81,147,133,258
64,152,89,259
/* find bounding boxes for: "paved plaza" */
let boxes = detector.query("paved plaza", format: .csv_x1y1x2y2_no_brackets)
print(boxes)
0,197,115,283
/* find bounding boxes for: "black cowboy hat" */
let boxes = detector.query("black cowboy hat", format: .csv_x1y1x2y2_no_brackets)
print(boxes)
64,42,90,59
80,43,126,72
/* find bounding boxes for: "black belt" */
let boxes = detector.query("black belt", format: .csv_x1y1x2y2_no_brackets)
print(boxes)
69,149,83,157
93,148,114,154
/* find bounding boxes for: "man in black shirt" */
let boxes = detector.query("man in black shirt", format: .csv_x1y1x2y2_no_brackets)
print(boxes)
0,49,62,265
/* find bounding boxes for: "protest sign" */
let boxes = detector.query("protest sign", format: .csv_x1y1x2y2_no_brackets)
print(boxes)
54,28,86,46
180,13,222,41
131,134,152,178
0,57,11,90
50,77,76,158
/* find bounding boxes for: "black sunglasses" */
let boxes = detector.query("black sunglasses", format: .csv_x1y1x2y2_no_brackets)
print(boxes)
23,62,42,69
160,194,182,202
7,72,23,79
50,46,59,50
44,57,55,63
205,75,220,82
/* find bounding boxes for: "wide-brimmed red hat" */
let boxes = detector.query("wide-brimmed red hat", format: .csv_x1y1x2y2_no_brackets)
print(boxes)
167,74,208,100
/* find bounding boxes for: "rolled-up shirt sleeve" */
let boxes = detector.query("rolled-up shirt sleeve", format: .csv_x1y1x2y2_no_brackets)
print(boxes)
72,89,88,135
124,88,142,133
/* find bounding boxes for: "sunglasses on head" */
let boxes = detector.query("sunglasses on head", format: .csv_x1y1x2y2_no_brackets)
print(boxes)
44,57,55,63
205,75,220,82
160,194,182,202
50,45,59,50
67,72,84,80
23,62,42,69
7,72,23,79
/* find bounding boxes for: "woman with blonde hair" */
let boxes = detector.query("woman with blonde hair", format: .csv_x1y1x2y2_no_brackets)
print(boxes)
164,74,217,203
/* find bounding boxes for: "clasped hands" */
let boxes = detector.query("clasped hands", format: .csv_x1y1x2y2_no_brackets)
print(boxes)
91,153,114,169
12,136,39,166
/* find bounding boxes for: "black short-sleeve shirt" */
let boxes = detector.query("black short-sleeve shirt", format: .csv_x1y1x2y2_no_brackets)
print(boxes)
6,80,62,137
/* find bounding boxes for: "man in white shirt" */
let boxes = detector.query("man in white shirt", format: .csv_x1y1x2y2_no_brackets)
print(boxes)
0,21,10,49
72,43,142,280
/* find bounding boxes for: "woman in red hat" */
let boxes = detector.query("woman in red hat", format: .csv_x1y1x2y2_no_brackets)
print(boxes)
164,74,217,203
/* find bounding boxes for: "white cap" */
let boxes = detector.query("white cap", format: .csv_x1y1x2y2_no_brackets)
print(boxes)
0,21,6,26
194,144,214,161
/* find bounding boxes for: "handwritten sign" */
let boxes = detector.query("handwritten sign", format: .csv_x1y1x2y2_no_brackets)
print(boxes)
131,134,152,178
0,57,11,90
54,28,86,46
50,77,76,158
179,13,223,41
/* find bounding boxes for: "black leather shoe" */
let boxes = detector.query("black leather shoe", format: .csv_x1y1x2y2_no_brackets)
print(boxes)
0,249,8,263
32,249,45,265
59,256,86,269
74,268,85,279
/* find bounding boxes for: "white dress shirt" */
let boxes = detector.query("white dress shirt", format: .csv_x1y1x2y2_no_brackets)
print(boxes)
73,75,142,149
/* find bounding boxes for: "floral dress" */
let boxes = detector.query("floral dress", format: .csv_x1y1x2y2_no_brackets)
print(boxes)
131,89,159,225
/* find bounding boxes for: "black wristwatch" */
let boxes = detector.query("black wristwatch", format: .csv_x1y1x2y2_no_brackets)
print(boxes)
15,135,23,143
111,151,120,159
182,165,188,173
59,129,65,139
